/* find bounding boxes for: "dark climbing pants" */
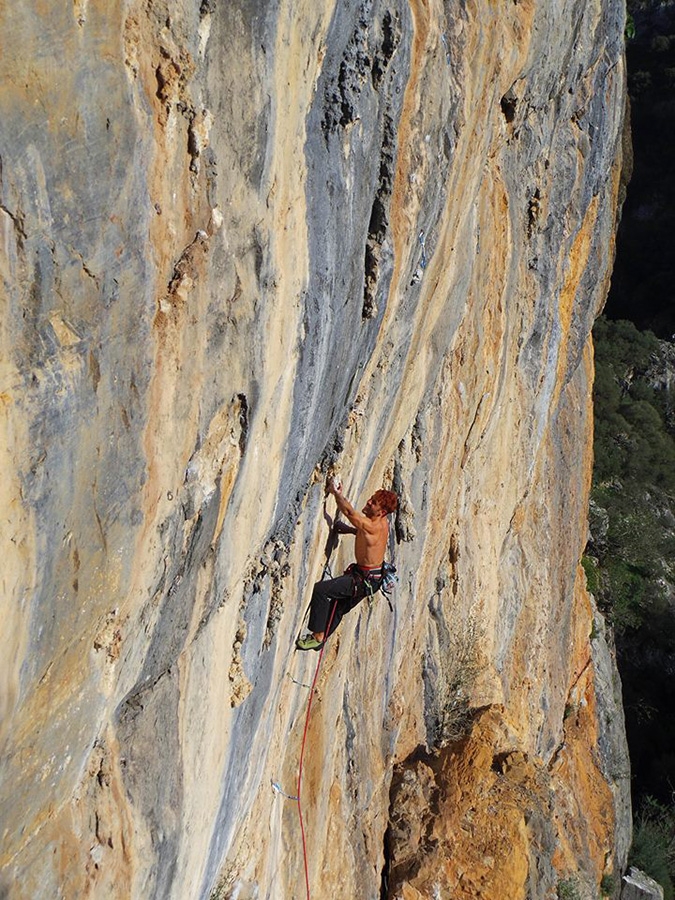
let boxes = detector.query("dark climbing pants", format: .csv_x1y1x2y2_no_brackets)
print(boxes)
308,574,368,639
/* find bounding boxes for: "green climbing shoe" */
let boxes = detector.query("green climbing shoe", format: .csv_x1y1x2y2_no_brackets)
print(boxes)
295,634,324,651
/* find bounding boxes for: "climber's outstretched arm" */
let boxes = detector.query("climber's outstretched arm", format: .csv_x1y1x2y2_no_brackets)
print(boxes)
327,478,374,532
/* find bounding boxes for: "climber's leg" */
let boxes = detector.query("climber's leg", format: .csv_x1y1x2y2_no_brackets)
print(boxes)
306,574,355,638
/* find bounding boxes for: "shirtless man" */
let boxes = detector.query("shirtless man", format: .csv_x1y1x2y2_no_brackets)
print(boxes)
296,478,398,651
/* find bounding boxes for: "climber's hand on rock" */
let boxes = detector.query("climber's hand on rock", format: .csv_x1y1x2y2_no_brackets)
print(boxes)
327,476,342,496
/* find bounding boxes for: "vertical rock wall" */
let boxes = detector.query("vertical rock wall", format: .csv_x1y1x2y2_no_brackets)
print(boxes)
0,1,630,898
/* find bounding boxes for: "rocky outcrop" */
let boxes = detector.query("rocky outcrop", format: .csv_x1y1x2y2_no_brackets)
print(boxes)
0,1,630,899
622,868,665,900
647,339,675,413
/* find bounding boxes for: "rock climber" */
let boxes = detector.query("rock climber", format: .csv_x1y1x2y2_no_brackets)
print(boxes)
296,477,398,651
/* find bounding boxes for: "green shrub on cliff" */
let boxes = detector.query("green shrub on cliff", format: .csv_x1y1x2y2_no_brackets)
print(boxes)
581,555,601,597
629,796,675,900
556,877,581,900
625,14,636,41
425,615,483,751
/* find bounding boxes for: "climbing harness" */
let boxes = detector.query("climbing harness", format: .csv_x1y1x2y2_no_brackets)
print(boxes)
344,560,398,610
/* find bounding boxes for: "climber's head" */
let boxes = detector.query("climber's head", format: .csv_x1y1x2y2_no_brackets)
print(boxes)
363,490,398,518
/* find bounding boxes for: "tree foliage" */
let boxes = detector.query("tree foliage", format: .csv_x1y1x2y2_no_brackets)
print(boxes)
589,317,675,892
591,317,675,633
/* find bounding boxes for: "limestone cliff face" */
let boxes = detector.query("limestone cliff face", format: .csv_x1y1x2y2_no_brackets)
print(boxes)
0,1,630,899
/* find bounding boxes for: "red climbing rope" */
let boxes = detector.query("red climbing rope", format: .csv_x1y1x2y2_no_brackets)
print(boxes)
296,599,338,900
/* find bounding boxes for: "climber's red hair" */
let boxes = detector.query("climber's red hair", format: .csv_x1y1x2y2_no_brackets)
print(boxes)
371,489,398,514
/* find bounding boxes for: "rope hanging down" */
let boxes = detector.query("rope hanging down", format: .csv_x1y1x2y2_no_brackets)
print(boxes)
269,502,340,898
296,597,338,900
283,500,346,898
